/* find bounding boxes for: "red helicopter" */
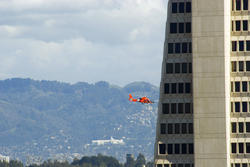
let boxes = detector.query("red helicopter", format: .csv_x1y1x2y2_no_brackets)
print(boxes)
129,94,154,104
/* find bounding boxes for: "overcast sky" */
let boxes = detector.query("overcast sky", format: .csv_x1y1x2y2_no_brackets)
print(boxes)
0,0,167,86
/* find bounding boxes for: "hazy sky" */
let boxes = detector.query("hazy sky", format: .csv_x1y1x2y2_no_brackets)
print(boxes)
0,0,167,86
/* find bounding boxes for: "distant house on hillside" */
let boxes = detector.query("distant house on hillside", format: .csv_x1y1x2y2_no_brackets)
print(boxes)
92,137,125,145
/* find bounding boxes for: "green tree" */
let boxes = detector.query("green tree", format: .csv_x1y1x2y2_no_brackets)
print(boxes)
134,154,146,167
146,162,153,167
28,159,72,167
124,155,135,167
10,160,24,167
0,160,24,167
0,161,9,167
71,154,122,167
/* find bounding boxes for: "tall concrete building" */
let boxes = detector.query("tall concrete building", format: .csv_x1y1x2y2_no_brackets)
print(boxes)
154,0,250,167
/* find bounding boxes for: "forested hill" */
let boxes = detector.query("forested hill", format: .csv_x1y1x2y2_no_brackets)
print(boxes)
0,153,153,167
0,78,159,162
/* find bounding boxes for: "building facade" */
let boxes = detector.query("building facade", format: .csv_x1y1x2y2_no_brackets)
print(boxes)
154,0,250,167
0,154,10,163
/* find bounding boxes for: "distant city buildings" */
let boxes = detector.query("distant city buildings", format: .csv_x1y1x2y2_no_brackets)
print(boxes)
0,154,10,163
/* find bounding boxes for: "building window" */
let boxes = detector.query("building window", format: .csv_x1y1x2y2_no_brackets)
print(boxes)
179,2,185,13
236,0,241,10
175,123,180,134
178,83,184,93
185,83,191,93
188,123,193,134
171,83,177,94
189,63,192,73
161,123,166,134
249,101,250,112
243,164,247,167
175,63,180,73
164,83,170,94
235,164,240,167
239,61,244,71
246,143,250,153
166,63,173,74
182,63,188,73
243,102,248,112
239,122,244,133
246,61,250,71
235,102,240,112
189,42,192,53
247,41,250,51
232,61,237,72
181,144,187,154
172,3,178,13
159,144,166,154
232,41,237,51
175,43,181,53
171,103,177,114
182,43,188,53
232,0,235,11
170,23,177,33
165,83,192,94
185,103,191,113
175,144,180,154
235,82,240,92
179,23,184,33
186,2,191,13
243,20,248,31
168,144,173,154
239,41,244,51
157,164,163,167
168,43,174,53
236,20,241,31
178,103,184,114
232,122,237,133
162,103,169,114
168,124,173,134
164,165,169,167
242,81,248,92
186,22,191,33
239,143,244,153
181,123,187,134
244,0,248,10
246,123,250,132
231,143,237,153
189,143,194,154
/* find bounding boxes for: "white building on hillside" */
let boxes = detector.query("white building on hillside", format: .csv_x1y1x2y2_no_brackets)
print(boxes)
0,154,10,163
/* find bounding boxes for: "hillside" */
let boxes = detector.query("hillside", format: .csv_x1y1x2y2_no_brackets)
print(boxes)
0,78,159,162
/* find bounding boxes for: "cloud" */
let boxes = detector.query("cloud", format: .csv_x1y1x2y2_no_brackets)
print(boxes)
0,0,167,86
